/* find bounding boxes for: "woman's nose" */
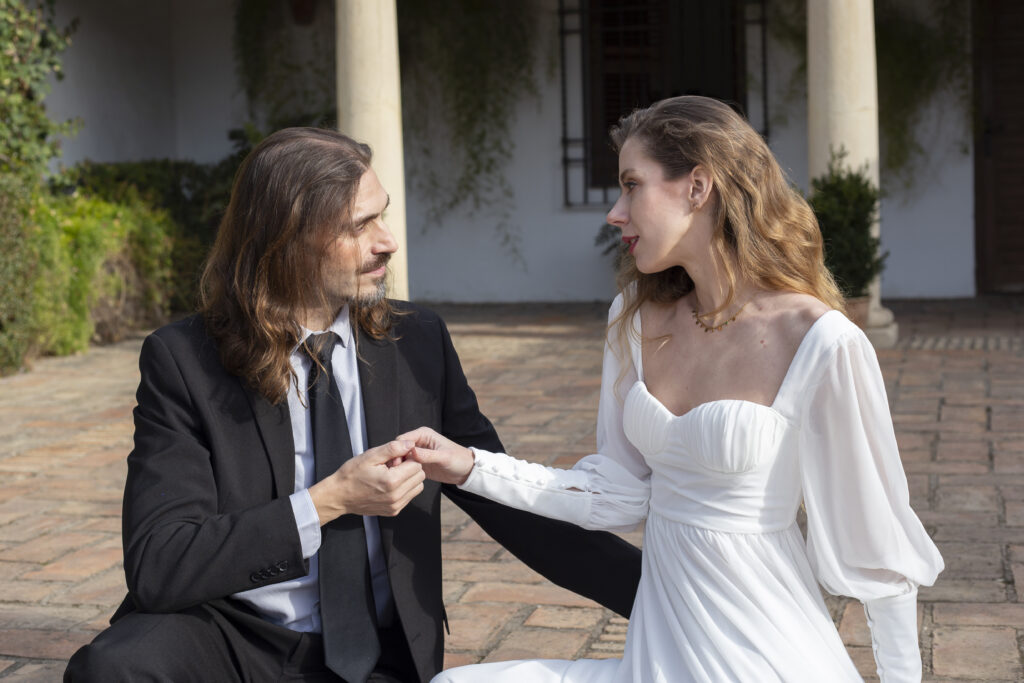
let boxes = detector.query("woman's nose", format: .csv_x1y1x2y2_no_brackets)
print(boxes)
606,197,627,228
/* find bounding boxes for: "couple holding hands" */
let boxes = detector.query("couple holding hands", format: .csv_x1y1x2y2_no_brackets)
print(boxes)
66,96,942,683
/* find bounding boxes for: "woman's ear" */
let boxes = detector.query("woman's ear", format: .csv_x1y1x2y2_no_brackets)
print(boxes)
689,165,714,211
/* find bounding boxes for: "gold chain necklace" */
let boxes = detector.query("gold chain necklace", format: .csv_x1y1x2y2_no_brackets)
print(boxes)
692,303,747,333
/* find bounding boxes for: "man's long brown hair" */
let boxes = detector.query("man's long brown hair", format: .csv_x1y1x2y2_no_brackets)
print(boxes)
199,127,399,404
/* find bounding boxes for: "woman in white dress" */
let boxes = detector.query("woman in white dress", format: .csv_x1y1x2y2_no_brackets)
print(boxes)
402,96,943,683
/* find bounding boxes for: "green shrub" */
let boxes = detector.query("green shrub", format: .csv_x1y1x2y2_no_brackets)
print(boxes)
0,176,37,374
808,150,887,298
65,143,249,312
28,189,174,355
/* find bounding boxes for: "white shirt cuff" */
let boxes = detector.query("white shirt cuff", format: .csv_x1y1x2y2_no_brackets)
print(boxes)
289,489,322,560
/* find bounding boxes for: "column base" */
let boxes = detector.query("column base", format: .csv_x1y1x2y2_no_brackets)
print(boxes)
864,320,899,349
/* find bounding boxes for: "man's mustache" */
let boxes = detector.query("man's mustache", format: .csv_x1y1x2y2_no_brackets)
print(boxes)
362,254,391,273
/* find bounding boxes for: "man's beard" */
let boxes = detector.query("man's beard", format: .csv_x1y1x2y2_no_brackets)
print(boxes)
352,254,390,305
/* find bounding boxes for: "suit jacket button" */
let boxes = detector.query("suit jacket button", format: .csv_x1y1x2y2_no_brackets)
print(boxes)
250,572,261,583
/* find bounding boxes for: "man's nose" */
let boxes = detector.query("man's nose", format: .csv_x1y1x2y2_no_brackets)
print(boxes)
374,220,399,254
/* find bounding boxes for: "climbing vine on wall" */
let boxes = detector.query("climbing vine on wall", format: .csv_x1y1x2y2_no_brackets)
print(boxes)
397,0,546,257
232,0,336,129
231,0,547,257
768,0,972,189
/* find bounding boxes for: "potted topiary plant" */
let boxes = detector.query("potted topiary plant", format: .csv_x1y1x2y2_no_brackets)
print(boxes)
808,148,887,327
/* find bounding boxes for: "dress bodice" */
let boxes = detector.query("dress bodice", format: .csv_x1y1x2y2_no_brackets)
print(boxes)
623,383,800,532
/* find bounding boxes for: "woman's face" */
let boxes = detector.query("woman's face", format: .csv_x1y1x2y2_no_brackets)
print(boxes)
606,137,708,274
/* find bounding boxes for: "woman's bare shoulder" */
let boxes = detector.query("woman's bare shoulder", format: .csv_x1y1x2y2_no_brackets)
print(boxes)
758,291,833,342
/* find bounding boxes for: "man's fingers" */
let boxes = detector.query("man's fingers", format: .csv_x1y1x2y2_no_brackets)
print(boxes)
395,426,442,449
363,439,414,464
385,458,424,484
380,468,426,516
407,446,444,465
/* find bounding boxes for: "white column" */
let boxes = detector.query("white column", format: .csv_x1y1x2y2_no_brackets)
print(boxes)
807,0,897,347
335,0,409,300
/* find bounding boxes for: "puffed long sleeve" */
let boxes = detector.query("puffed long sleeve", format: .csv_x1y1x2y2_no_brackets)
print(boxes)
798,326,943,681
458,296,651,532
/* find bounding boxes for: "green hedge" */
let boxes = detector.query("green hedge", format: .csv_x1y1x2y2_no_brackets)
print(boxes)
66,148,246,312
0,176,37,373
27,188,175,356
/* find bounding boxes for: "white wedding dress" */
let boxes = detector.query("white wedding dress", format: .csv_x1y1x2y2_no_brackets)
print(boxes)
435,297,943,683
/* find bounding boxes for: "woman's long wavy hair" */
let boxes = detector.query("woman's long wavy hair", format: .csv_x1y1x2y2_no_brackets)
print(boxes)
608,96,844,351
199,127,399,404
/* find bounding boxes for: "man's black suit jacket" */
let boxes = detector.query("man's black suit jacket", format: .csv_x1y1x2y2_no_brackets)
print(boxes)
113,301,641,682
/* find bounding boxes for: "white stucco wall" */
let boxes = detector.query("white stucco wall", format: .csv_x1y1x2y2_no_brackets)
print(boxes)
405,92,619,303
49,0,177,165
169,0,246,163
49,0,242,166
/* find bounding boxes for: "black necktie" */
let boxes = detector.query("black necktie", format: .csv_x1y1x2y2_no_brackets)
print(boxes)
305,332,380,682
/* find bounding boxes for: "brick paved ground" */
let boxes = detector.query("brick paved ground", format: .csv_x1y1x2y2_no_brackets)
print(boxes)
0,297,1021,681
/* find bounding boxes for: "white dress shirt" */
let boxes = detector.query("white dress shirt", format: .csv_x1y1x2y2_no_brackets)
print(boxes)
232,307,394,631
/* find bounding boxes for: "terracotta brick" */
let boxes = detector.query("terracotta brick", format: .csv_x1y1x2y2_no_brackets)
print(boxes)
0,579,56,603
846,646,880,680
932,627,1021,679
934,486,1001,513
0,628,97,659
936,440,990,462
916,511,999,528
1006,501,1024,526
444,603,521,651
0,515,74,543
452,522,496,543
1,659,74,681
917,579,1008,602
995,452,1024,474
441,541,500,561
932,603,1024,626
0,604,101,630
3,531,105,564
442,580,467,604
940,405,988,423
461,582,600,609
524,606,605,630
838,602,871,646
904,461,989,475
443,652,480,669
483,627,590,663
21,546,122,582
51,567,127,606
934,543,1005,579
444,560,544,584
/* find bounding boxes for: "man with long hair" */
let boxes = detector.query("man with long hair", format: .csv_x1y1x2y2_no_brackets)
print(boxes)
65,128,641,682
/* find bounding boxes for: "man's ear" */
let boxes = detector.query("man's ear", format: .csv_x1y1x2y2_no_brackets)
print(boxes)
689,165,714,210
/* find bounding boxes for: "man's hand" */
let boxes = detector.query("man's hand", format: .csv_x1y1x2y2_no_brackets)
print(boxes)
398,427,475,486
309,440,425,526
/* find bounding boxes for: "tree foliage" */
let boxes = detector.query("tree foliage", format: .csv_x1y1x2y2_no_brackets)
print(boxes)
0,0,78,179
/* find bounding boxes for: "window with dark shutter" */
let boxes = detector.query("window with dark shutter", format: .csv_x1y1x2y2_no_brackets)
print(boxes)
560,0,767,207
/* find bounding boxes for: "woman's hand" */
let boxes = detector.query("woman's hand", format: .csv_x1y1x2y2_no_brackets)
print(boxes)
397,426,475,485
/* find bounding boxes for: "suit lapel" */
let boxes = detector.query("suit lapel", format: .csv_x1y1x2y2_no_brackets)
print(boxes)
357,327,400,555
245,386,296,500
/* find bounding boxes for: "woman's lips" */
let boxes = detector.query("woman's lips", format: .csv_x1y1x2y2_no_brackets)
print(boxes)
622,235,638,254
